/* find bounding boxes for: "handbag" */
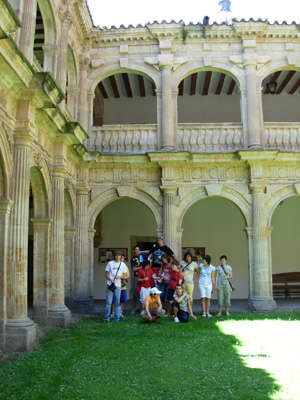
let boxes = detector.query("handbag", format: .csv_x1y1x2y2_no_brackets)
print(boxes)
108,262,122,292
221,265,235,292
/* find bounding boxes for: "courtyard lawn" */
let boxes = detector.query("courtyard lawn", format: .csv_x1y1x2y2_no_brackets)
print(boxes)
0,312,299,400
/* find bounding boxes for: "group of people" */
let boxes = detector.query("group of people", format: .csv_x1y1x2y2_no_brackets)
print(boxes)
104,235,233,323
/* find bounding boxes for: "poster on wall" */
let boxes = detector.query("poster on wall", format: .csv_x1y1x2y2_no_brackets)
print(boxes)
181,247,205,263
99,248,128,263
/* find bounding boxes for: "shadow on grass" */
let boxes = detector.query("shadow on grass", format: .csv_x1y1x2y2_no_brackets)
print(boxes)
0,312,293,400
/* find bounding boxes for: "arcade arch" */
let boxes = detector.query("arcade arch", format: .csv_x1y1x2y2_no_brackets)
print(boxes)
92,72,157,126
261,68,300,122
271,195,300,275
177,70,241,123
92,197,158,299
181,196,248,300
28,167,51,324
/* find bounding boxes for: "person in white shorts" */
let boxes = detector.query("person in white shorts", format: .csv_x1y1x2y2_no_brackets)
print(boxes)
198,255,216,318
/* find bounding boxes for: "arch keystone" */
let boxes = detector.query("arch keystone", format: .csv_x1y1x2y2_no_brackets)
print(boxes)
205,184,223,196
117,186,133,197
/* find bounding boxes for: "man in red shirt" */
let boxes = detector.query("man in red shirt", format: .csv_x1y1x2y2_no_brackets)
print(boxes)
137,260,162,307
165,261,184,316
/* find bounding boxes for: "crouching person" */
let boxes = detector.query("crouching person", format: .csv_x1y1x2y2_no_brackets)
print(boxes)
173,285,197,323
140,287,166,322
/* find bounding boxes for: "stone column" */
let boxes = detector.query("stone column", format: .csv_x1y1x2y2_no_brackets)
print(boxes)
0,200,13,349
78,56,90,132
66,87,79,119
56,8,73,111
175,229,184,266
5,140,37,351
244,60,262,148
85,91,94,148
43,44,58,76
161,186,178,257
48,168,71,327
64,227,76,302
19,0,37,63
31,218,52,326
249,184,276,311
159,56,175,150
73,187,93,313
88,229,96,299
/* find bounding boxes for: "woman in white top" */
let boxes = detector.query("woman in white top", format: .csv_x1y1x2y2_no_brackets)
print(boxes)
180,251,200,308
198,255,216,318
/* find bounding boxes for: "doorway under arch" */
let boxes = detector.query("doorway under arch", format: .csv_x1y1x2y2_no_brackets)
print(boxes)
271,195,300,275
93,198,157,299
181,196,248,300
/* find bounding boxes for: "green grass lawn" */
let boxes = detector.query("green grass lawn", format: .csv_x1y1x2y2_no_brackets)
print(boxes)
0,312,299,400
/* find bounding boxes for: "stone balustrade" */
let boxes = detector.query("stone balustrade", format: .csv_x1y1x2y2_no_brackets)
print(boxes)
90,122,300,154
91,124,158,153
178,123,244,152
264,123,300,150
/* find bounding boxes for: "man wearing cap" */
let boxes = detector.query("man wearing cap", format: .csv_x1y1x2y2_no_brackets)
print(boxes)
141,236,177,276
130,246,148,315
140,287,166,322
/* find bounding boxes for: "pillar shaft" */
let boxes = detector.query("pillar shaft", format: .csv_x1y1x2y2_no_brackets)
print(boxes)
5,142,37,351
88,229,96,298
0,200,13,349
19,0,37,63
161,187,178,256
74,188,89,298
160,66,175,150
245,63,262,148
64,228,76,299
78,58,89,131
48,169,71,326
249,184,276,311
32,218,52,326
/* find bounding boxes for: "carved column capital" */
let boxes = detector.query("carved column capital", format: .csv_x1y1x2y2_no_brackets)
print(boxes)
160,186,177,196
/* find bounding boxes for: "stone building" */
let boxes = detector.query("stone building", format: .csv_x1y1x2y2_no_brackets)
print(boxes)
0,0,300,351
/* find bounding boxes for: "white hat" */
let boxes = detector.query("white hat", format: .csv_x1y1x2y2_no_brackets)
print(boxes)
150,287,162,295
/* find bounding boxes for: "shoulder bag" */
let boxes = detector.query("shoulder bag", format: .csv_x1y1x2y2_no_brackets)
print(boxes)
108,262,122,292
220,265,235,292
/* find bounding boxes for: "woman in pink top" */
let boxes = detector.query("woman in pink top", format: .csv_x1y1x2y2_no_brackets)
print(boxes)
159,254,172,308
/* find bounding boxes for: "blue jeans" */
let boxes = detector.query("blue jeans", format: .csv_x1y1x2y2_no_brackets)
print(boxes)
104,285,121,322
160,282,170,303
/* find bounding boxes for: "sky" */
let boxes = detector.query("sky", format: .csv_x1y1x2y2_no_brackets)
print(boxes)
87,0,300,28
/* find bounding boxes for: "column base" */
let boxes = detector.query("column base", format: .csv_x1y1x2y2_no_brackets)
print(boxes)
33,306,48,326
4,318,38,352
47,305,71,327
65,296,94,314
248,296,277,312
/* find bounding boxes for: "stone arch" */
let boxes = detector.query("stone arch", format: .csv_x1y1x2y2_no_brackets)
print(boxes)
36,0,57,73
177,186,251,228
67,45,78,87
173,63,244,90
266,184,300,226
88,62,160,93
30,166,49,218
0,124,13,199
64,189,74,227
88,187,162,230
257,61,300,87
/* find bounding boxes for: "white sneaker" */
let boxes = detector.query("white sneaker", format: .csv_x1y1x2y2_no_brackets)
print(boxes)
174,317,180,323
110,313,114,319
120,312,125,318
202,312,206,317
206,313,212,318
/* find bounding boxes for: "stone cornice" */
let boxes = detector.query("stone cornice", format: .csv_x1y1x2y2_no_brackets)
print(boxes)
90,21,300,47
0,0,21,39
29,72,65,108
